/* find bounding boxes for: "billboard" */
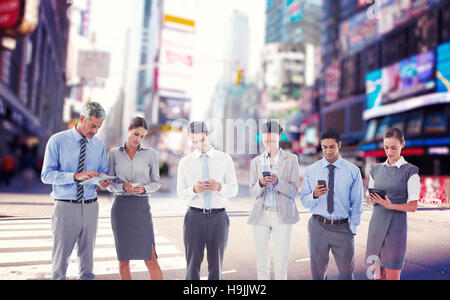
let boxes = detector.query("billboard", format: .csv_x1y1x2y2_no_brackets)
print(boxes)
287,0,304,23
436,41,450,93
365,69,382,110
324,61,341,104
0,0,20,29
382,50,435,103
157,96,191,124
340,10,378,55
366,50,435,107
157,14,195,98
76,50,111,79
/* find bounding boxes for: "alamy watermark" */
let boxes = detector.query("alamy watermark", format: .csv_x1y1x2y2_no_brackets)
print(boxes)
167,118,283,155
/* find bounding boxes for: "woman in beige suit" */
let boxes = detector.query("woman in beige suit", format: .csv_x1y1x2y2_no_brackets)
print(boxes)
248,121,300,280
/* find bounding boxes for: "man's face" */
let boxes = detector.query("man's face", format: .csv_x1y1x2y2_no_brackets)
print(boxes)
78,115,103,139
321,138,341,163
190,132,210,153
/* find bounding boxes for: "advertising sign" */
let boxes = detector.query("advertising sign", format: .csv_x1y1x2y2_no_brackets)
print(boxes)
420,176,449,206
382,50,435,103
158,14,195,97
365,69,382,110
366,50,435,107
287,0,304,23
77,50,111,79
158,96,191,124
0,0,20,29
436,41,450,93
340,10,378,55
325,61,341,104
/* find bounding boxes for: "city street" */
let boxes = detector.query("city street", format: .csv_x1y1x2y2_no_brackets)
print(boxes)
1,179,449,280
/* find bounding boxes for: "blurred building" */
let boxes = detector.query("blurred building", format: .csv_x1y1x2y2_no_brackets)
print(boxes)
321,0,450,205
207,8,263,159
135,0,195,155
0,0,70,157
223,9,250,85
64,0,93,130
262,0,322,151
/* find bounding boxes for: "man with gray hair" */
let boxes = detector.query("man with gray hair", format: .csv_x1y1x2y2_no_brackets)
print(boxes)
41,101,110,280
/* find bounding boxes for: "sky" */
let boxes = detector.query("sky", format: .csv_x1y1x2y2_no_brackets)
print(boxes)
79,0,266,121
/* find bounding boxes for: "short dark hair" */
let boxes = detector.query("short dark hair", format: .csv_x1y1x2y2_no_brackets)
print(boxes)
385,127,405,144
129,116,148,131
261,120,283,134
320,128,341,143
189,121,209,134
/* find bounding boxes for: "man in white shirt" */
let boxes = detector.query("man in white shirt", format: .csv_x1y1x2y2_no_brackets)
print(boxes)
177,121,238,280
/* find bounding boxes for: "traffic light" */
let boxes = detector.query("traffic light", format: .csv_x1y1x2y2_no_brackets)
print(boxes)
236,68,244,85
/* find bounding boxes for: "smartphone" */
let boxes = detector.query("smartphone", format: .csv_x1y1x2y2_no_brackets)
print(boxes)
368,188,387,198
202,179,210,183
262,171,271,177
318,180,326,187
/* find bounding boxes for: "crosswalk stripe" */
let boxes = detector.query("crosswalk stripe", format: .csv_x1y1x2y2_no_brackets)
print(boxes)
0,228,114,238
0,218,186,279
0,218,112,224
0,236,170,250
0,256,187,280
0,245,181,265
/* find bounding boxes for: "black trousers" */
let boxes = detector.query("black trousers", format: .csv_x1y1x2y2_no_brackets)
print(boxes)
183,208,230,280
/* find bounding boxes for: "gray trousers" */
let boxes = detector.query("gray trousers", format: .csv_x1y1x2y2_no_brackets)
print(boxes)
308,216,355,280
183,208,229,280
51,200,99,280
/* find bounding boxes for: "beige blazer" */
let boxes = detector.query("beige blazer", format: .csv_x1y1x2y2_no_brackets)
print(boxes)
247,149,300,225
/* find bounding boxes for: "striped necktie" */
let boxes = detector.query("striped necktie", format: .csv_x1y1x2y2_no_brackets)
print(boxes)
201,154,211,209
76,137,87,202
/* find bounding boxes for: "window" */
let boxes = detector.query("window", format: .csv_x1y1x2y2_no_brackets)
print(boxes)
424,111,447,134
406,112,423,136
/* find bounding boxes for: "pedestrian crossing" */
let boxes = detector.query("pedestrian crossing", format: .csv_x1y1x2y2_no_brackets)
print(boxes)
0,218,186,280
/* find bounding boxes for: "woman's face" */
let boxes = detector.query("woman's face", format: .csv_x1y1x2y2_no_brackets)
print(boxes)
262,133,281,153
384,137,404,161
127,127,148,148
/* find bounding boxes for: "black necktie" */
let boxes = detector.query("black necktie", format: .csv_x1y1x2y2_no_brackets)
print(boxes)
327,164,335,214
76,137,87,202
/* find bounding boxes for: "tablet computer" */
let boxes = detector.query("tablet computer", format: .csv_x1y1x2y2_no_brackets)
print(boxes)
368,188,387,198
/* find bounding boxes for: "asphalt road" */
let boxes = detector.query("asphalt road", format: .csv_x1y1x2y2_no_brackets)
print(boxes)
1,186,450,280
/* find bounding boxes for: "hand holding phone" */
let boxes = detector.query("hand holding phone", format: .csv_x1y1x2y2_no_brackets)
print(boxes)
313,180,328,199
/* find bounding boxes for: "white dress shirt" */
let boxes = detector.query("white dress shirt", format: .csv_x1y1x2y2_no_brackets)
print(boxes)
367,156,420,202
177,148,238,209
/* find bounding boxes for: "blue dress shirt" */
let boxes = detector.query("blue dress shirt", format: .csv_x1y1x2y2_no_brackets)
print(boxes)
263,150,280,208
300,156,363,234
41,126,108,200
